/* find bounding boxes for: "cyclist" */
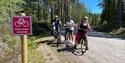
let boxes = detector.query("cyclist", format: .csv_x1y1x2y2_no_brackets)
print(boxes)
74,16,92,50
64,16,74,44
20,13,26,16
51,15,62,40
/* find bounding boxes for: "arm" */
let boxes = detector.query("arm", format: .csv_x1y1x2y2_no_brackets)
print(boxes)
87,21,92,32
77,22,80,29
59,20,62,27
72,20,75,26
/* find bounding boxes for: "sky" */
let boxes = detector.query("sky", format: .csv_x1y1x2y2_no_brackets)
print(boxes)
79,0,103,14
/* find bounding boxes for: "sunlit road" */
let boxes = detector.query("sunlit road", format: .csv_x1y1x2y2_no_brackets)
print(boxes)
71,32,125,63
36,31,125,63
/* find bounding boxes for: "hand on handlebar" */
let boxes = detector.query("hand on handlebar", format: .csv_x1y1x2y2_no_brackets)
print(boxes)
88,28,93,32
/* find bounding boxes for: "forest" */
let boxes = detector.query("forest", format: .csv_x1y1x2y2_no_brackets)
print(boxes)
0,0,125,63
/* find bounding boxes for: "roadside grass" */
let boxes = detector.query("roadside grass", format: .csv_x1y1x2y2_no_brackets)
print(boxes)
109,27,125,38
0,36,21,63
28,37,44,63
27,22,51,63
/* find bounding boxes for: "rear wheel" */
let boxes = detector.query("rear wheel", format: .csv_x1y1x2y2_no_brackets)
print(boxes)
57,34,61,46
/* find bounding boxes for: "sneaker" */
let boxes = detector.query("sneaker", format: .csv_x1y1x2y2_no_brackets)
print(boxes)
73,45,77,49
86,47,89,50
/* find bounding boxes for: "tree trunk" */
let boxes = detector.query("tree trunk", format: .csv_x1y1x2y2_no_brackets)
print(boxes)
61,0,63,23
38,0,40,21
117,0,122,27
51,3,54,23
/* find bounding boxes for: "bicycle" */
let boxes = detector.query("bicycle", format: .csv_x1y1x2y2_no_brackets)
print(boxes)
64,25,75,48
51,27,61,47
73,28,88,55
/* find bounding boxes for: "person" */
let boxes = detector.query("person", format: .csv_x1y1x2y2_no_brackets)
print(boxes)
64,16,74,43
51,15,62,38
74,16,92,50
20,13,26,16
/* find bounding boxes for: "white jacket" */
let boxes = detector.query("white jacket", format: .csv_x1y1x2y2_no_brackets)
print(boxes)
65,20,74,30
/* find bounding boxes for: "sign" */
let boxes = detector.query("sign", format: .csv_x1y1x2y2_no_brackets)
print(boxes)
12,16,32,35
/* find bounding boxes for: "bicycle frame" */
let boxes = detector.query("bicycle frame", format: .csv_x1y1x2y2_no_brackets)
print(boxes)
74,35,87,52
52,28,61,46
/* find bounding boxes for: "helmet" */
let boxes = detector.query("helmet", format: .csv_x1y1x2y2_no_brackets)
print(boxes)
84,16,88,19
55,15,58,18
67,16,72,19
21,13,26,16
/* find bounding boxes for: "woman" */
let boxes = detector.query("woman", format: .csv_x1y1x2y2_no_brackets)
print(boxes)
65,16,74,43
74,16,92,50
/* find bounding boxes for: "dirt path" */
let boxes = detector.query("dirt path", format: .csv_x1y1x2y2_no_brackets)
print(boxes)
35,32,125,63
36,37,76,63
75,32,125,63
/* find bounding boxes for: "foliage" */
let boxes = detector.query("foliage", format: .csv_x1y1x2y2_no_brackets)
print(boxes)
70,2,87,22
99,0,125,32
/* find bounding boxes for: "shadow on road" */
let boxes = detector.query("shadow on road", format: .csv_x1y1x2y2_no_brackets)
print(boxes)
72,49,87,56
37,40,49,46
47,40,65,47
57,46,74,53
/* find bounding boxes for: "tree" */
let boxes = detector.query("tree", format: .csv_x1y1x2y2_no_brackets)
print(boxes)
116,0,122,27
99,0,118,31
0,0,24,34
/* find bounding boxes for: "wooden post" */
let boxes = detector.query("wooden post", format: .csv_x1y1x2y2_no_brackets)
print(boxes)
21,35,28,63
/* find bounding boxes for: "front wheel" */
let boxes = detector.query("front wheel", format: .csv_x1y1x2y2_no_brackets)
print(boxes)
81,39,87,54
74,39,78,49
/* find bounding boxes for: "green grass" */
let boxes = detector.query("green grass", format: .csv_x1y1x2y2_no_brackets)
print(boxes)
109,27,125,38
110,28,125,34
28,37,44,63
28,48,44,63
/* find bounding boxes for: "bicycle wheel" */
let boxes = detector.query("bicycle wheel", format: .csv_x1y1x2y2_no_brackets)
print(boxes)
72,39,85,56
57,34,61,46
74,39,78,49
80,39,87,54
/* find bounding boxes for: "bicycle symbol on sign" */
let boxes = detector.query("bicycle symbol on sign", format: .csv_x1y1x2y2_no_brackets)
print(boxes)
14,17,29,27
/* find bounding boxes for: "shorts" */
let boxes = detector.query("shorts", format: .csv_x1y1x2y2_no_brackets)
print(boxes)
65,29,73,33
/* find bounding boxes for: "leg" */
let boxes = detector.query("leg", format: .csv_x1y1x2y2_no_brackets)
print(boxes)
65,29,68,41
69,32,71,41
70,31,74,42
83,32,88,50
74,31,81,49
56,27,60,46
69,32,72,42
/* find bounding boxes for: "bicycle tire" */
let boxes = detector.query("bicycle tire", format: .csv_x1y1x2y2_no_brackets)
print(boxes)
56,34,61,46
81,39,87,54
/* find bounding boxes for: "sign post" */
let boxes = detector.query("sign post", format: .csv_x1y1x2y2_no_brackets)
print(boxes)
12,15,32,63
21,35,27,63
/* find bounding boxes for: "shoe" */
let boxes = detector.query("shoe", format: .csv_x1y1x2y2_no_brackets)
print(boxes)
86,47,89,50
73,45,77,49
